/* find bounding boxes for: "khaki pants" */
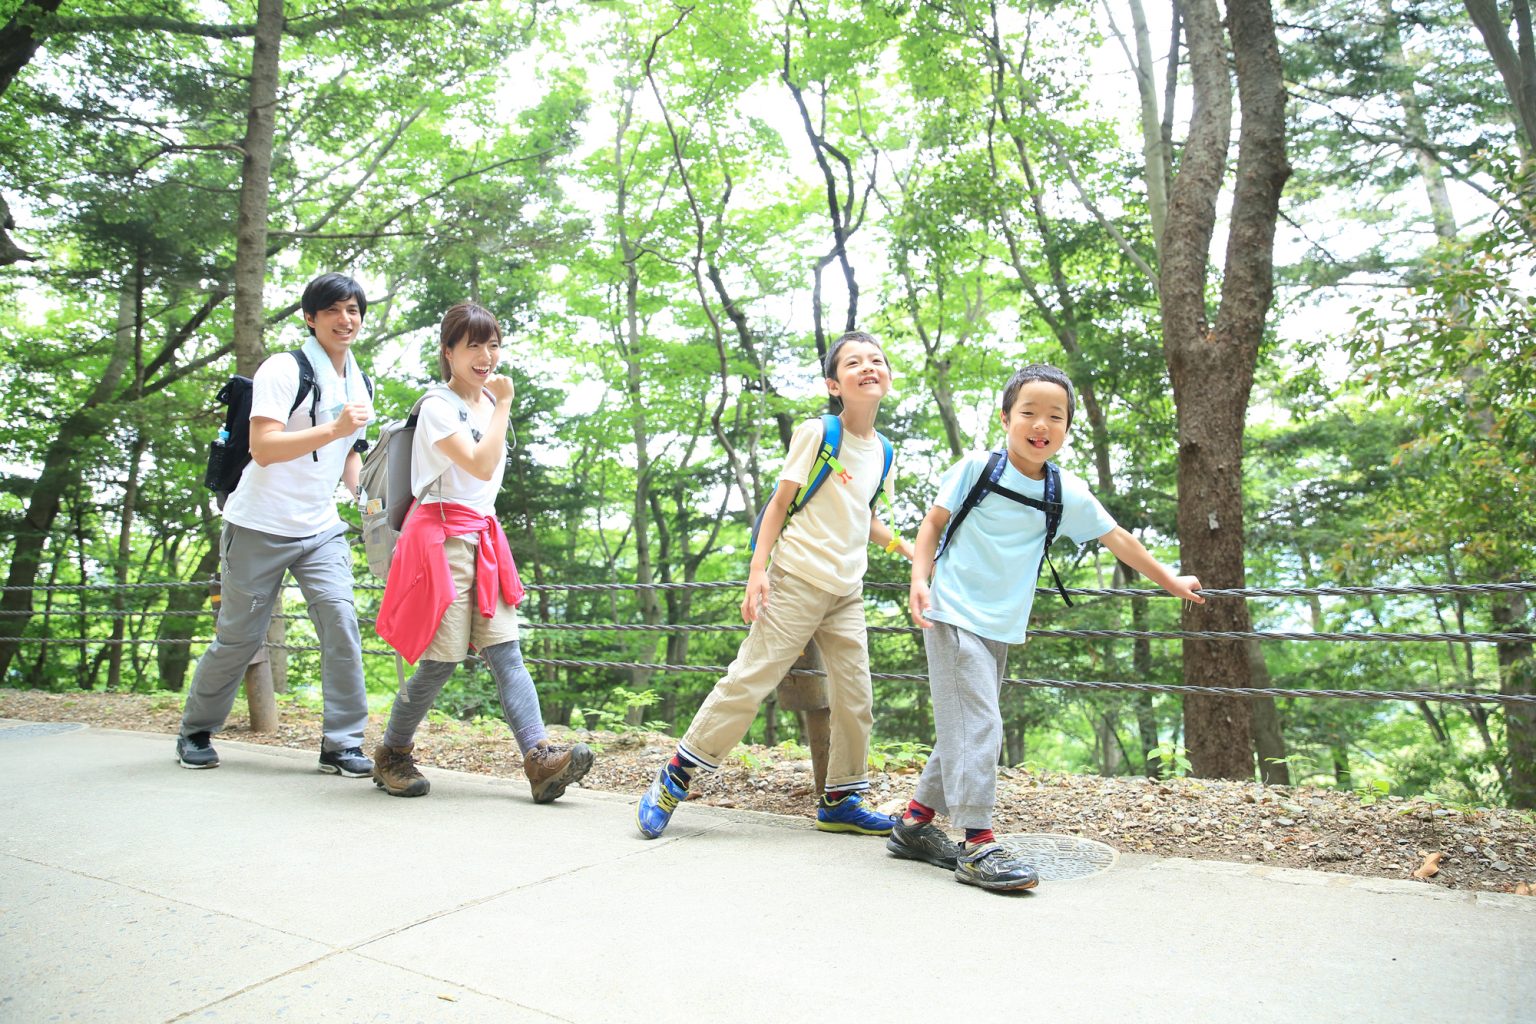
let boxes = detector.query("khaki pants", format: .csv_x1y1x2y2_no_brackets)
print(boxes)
420,537,521,662
680,566,873,791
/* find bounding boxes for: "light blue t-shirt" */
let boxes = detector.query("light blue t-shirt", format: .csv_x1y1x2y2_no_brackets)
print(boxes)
926,451,1116,645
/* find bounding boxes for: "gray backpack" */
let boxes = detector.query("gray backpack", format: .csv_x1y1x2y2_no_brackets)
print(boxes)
358,384,476,578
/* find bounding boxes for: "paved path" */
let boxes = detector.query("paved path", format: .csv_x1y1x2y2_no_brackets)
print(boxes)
1,721,1532,1024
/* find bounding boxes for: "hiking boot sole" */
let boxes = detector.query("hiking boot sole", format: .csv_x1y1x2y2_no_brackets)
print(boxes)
373,775,430,797
531,744,594,804
816,820,894,837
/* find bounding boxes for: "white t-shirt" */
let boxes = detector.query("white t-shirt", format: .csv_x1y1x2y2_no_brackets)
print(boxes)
222,351,371,538
926,452,1116,644
412,387,504,517
770,417,895,597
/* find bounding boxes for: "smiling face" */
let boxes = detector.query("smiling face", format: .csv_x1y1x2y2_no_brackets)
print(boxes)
442,331,502,389
1001,379,1071,479
825,338,891,408
304,297,363,357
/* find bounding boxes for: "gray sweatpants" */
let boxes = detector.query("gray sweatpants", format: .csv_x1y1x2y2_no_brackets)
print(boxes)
180,523,368,752
380,641,548,753
913,620,1011,829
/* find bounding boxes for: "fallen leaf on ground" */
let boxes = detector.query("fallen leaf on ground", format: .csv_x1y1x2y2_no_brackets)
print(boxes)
1411,852,1446,880
1514,882,1532,896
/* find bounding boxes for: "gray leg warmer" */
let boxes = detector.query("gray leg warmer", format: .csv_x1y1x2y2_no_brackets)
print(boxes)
480,641,548,753
381,660,457,748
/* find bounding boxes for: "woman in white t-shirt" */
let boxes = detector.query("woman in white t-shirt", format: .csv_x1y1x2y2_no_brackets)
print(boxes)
373,302,592,802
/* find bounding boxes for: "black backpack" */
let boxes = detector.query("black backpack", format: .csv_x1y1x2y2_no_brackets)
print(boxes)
933,449,1073,605
202,349,373,504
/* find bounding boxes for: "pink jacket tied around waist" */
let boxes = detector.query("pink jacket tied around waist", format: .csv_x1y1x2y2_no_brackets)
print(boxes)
376,501,525,664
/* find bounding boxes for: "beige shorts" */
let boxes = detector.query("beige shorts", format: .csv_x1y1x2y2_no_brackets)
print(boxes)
420,536,521,663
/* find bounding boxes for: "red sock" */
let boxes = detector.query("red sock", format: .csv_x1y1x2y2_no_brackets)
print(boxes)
903,799,936,825
965,828,995,847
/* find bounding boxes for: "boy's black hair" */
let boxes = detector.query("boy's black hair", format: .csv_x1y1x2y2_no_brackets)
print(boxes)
301,273,368,336
1002,363,1075,427
822,329,886,379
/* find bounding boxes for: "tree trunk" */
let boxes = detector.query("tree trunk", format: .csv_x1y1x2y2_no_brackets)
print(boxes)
107,431,147,691
1464,0,1536,158
1247,638,1289,784
232,0,282,376
1493,589,1536,807
0,292,137,680
1160,0,1289,780
0,0,63,101
1127,0,1170,242
156,539,221,692
613,85,661,697
231,0,284,727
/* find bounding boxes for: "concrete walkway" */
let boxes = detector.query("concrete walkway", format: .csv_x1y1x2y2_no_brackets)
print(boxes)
1,721,1532,1024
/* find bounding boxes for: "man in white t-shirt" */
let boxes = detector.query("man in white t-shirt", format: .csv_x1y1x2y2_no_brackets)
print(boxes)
176,273,376,776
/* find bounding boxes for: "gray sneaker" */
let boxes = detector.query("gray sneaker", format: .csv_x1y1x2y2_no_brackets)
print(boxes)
176,731,219,769
955,842,1040,892
318,747,374,777
886,818,962,868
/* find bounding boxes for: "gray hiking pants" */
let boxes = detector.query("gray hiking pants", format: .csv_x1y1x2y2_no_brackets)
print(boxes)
913,621,1011,829
179,523,368,752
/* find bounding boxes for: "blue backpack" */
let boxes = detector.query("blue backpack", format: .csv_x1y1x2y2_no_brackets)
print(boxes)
934,448,1073,605
749,414,895,551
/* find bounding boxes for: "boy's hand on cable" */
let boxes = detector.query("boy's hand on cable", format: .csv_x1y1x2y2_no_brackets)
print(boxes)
1168,574,1204,604
333,402,372,437
908,580,933,628
485,374,516,404
741,567,771,623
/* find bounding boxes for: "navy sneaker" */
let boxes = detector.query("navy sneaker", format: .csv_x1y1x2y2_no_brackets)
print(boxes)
318,747,374,778
816,793,896,836
176,731,219,769
636,765,689,839
886,818,962,867
955,842,1039,892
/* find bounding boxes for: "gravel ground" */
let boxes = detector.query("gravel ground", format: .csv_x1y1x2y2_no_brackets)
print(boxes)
4,688,1535,895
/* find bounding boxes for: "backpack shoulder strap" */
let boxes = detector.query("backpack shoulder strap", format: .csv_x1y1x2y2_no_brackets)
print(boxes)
934,449,1007,562
1039,462,1072,605
287,349,316,417
748,414,836,551
868,431,895,511
787,414,840,516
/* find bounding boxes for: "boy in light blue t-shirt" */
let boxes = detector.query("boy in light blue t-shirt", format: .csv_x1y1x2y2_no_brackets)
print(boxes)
898,364,1205,893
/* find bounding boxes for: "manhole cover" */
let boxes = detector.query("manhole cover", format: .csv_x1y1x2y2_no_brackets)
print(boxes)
0,722,87,741
995,833,1117,881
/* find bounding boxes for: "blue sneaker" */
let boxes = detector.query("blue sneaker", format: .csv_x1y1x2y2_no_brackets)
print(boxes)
816,793,896,836
636,766,689,839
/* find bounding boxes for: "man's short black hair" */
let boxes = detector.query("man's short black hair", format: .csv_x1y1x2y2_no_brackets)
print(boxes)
1002,363,1075,427
301,273,368,336
823,329,885,379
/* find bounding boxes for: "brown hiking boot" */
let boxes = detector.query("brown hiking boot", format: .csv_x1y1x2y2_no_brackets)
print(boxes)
523,740,595,804
372,743,430,798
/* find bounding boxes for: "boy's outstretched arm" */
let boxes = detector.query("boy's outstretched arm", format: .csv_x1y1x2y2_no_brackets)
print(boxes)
869,518,914,561
743,480,798,623
907,505,950,628
1098,527,1205,603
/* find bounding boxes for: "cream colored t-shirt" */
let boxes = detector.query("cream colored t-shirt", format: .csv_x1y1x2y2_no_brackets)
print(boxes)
769,418,895,597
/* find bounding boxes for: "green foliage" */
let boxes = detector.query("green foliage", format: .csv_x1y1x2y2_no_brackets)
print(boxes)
0,0,1531,807
867,739,931,772
572,686,663,734
1149,741,1192,780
